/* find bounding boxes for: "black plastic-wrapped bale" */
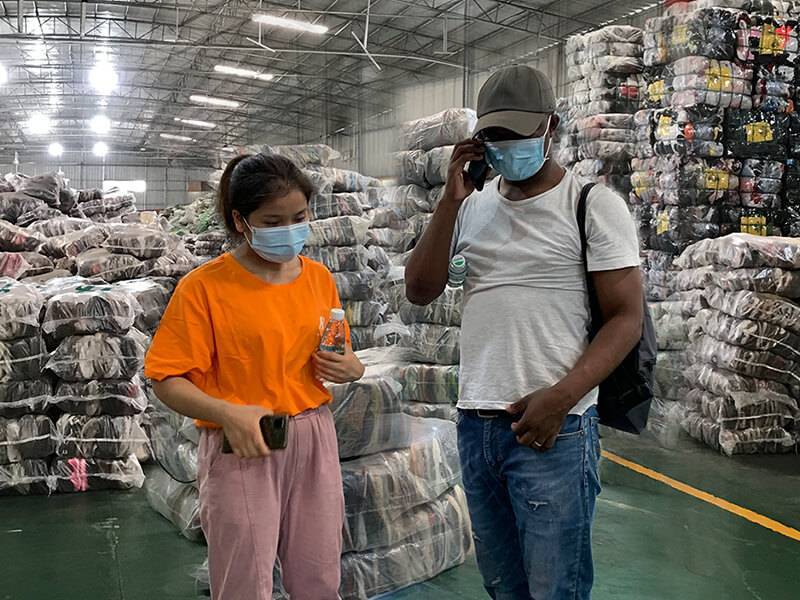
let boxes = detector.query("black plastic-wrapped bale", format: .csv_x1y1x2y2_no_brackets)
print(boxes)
0,415,56,463
55,414,147,459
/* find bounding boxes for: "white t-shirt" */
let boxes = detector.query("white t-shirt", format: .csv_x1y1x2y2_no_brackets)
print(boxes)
451,171,640,414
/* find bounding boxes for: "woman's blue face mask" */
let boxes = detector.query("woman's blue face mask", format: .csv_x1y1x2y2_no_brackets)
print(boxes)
244,219,309,263
484,116,552,182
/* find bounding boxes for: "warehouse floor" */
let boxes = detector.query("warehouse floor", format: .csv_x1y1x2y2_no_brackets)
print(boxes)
1,433,798,600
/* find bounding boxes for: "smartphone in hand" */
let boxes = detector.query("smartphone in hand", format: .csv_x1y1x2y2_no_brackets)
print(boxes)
222,415,289,453
467,139,489,192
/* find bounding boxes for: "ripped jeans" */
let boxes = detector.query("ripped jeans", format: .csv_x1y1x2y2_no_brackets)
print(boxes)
457,406,601,600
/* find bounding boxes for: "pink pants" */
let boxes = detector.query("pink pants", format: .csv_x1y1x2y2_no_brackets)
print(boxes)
197,406,344,600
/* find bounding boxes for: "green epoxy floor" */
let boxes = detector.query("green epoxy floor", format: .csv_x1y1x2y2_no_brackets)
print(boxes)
2,433,799,600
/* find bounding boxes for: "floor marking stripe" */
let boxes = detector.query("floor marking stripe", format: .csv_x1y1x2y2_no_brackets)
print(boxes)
601,450,800,542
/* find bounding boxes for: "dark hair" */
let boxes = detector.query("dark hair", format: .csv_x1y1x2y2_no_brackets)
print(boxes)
217,153,314,234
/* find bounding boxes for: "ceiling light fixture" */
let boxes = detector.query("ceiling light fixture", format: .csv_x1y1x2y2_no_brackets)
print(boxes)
160,133,195,142
252,14,328,34
26,113,53,135
214,64,274,82
174,117,217,129
93,141,109,157
189,94,240,108
90,114,111,135
48,142,64,157
89,60,118,95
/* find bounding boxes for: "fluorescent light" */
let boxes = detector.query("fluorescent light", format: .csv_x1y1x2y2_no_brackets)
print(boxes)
174,117,217,129
214,64,274,82
252,14,328,34
90,114,111,135
48,142,64,157
89,61,118,95
26,113,53,135
160,133,195,142
189,94,240,108
93,142,109,157
0,64,7,85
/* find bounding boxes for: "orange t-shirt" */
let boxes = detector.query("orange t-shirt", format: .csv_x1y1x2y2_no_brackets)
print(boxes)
144,254,345,427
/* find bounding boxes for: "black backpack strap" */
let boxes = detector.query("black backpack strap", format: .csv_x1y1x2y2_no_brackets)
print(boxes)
577,183,596,274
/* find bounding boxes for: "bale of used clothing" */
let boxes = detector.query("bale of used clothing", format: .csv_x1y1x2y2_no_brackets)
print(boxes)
103,224,169,260
142,247,197,279
310,193,365,220
0,335,48,382
366,226,416,254
146,413,198,482
78,193,137,221
666,57,753,109
423,146,454,187
752,62,795,112
262,144,340,167
1,252,53,279
653,350,692,401
144,466,203,542
328,375,408,460
0,220,45,253
383,185,432,218
75,248,144,283
343,301,386,327
703,286,800,334
333,270,380,301
307,216,371,247
15,174,61,207
650,205,739,254
303,169,335,196
41,225,108,259
48,378,148,417
350,327,377,352
399,364,460,405
0,278,44,341
399,323,460,366
0,415,56,463
28,217,92,238
55,414,147,459
653,106,725,157
643,9,739,67
114,279,172,333
0,459,51,495
0,192,47,223
696,306,800,360
688,385,798,431
725,109,789,159
679,264,800,297
51,454,145,492
396,151,428,187
739,158,784,210
366,245,391,274
303,246,370,272
401,108,477,152
46,330,147,382
42,283,138,341
736,13,800,65
397,286,462,327
0,379,51,418
308,168,381,194
657,157,740,206
682,410,796,455
566,26,644,81
403,402,457,421
675,232,800,270
568,73,643,119
342,484,469,554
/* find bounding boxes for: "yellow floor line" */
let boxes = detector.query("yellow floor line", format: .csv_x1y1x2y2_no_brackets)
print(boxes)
602,450,800,542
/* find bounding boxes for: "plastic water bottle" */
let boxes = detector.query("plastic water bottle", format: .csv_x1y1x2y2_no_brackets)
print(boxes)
448,255,467,288
320,308,347,354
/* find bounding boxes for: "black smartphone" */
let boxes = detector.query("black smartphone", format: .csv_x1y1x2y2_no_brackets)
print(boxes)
467,157,489,191
222,414,289,453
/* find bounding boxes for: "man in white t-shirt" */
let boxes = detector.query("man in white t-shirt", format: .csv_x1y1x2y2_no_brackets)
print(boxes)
406,65,643,599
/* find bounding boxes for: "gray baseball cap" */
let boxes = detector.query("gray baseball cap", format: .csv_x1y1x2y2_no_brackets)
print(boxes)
474,65,557,137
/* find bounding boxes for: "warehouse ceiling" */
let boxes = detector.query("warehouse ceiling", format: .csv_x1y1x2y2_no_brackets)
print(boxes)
0,0,659,164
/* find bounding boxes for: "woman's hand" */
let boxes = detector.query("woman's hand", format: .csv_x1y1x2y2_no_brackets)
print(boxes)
313,344,365,384
219,404,273,458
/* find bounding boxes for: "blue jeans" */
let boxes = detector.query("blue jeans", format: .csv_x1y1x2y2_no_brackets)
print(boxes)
457,406,601,600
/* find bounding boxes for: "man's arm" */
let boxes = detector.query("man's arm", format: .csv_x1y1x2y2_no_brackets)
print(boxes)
405,140,484,306
509,265,643,449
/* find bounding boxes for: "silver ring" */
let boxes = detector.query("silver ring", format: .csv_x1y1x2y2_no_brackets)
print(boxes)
532,441,543,448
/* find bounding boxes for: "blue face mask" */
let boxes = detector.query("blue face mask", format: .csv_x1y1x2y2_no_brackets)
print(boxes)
484,118,552,182
244,220,310,263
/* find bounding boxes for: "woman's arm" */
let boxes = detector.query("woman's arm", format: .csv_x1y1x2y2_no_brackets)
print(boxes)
153,377,272,458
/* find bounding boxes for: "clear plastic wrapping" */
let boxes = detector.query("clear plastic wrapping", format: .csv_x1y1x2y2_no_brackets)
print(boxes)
396,151,428,187
0,335,48,382
0,379,51,418
103,224,169,259
310,193,366,220
689,387,798,430
366,226,416,253
0,193,48,224
666,57,753,109
397,363,459,405
115,279,173,333
725,109,789,159
48,378,147,417
144,466,202,542
307,168,382,193
401,108,477,152
0,459,50,495
654,350,692,400
302,246,370,272
328,375,407,460
51,454,144,492
46,330,147,382
653,106,726,157
675,233,800,270
423,146,454,187
350,327,377,352
15,174,61,207
262,144,340,167
682,410,796,455
643,9,739,66
146,413,198,482
307,216,372,247
42,283,138,341
696,307,800,360
0,278,44,340
382,185,432,218
78,193,136,220
17,208,65,228
41,225,108,259
687,362,797,400
1,252,53,279
397,286,463,327
403,402,457,422
704,286,800,334
343,301,386,327
55,414,147,459
28,217,92,238
690,335,799,387
399,323,460,365
0,220,45,252
650,302,692,350
0,415,55,463
333,270,380,301
76,248,144,282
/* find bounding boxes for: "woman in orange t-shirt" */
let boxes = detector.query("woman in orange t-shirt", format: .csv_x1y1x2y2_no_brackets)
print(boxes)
145,153,364,600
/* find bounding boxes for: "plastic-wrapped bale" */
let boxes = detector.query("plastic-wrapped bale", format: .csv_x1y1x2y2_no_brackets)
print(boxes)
144,466,203,542
302,246,370,272
0,252,51,279
75,248,144,283
46,330,147,382
0,335,48,382
657,157,740,207
0,278,44,341
0,220,45,253
665,57,753,109
399,364,459,405
15,174,61,207
343,301,386,327
752,62,796,113
738,159,784,213
194,230,228,259
328,375,408,459
0,415,56,463
307,168,382,194
146,413,198,482
303,169,334,196
402,403,457,421
310,193,365,220
17,207,67,228
736,14,800,66
307,216,371,247
47,378,148,417
28,217,93,238
566,25,644,82
103,224,170,260
399,324,460,366
0,459,51,495
397,286,462,327
51,454,145,492
40,225,108,259
781,159,800,236
396,151,428,187
643,9,739,67
653,106,725,158
366,225,417,254
333,270,380,302
382,185,432,218
350,327,377,352
142,245,198,279
42,282,138,341
78,193,137,221
114,279,172,333
0,192,48,223
0,379,51,418
423,146,453,187
400,108,477,152
262,144,340,167
55,414,147,459
725,109,789,160
651,204,740,255
567,73,643,120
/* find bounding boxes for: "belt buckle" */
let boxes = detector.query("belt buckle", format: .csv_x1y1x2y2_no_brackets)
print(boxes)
476,409,499,419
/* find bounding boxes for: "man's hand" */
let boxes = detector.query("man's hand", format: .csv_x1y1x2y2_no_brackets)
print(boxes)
507,386,574,451
442,139,485,206
220,404,273,458
313,344,365,384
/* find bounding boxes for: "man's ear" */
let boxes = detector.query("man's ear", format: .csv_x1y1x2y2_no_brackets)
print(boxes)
550,113,560,133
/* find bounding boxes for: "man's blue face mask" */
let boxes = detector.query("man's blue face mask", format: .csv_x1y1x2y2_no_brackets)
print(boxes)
484,116,552,182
